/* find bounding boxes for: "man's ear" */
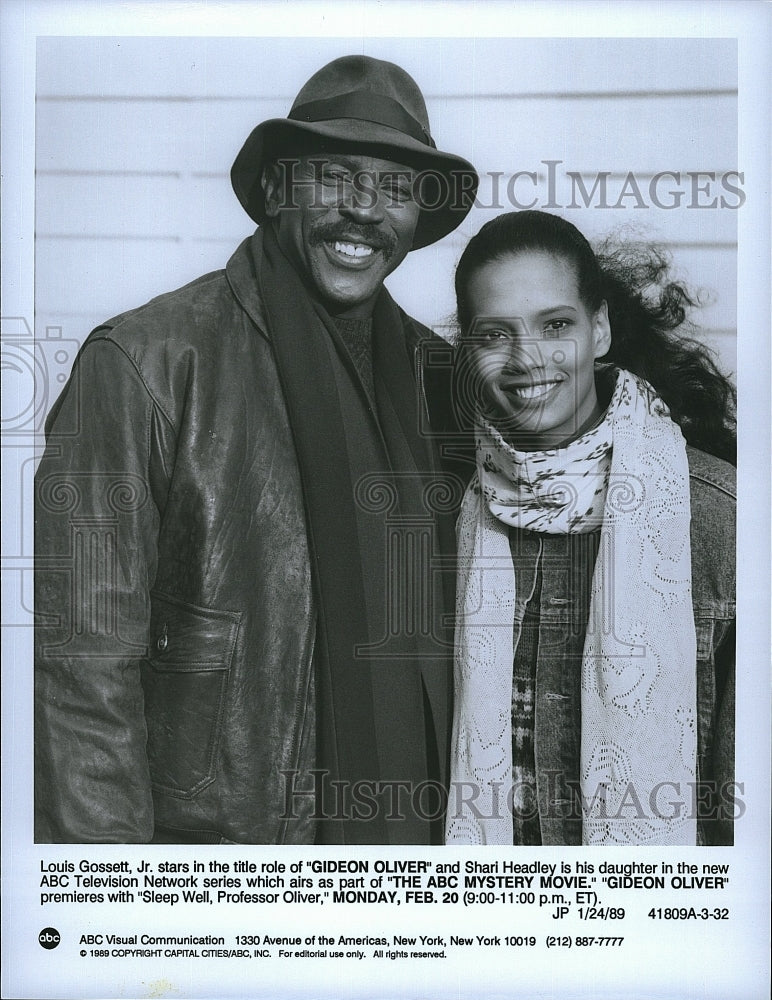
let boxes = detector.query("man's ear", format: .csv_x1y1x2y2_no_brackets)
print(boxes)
592,300,612,358
261,162,283,219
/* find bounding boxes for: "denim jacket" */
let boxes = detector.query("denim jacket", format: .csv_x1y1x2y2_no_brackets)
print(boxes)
510,446,735,846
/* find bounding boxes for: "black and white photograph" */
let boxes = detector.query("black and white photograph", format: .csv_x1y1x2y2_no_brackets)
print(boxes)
2,2,770,998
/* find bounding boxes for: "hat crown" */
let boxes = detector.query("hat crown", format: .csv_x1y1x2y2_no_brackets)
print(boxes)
291,56,431,136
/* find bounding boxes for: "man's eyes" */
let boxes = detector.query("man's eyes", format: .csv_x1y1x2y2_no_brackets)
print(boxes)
317,169,414,201
383,187,412,203
319,168,351,186
380,179,415,202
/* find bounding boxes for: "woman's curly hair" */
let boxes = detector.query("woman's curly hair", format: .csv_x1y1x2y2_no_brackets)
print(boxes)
455,211,736,464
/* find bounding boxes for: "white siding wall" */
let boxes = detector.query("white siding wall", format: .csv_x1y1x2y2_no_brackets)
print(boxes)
36,37,737,400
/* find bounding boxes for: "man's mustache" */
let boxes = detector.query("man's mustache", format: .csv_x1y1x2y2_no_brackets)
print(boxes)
309,222,397,260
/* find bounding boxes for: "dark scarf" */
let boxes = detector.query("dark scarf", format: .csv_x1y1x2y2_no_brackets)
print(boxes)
255,226,452,844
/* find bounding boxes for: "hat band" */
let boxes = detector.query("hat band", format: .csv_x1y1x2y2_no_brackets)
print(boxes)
289,91,436,149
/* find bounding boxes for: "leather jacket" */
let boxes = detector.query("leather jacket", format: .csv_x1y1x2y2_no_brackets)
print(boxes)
34,233,450,844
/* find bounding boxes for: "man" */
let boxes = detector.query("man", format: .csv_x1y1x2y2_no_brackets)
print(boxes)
34,56,478,844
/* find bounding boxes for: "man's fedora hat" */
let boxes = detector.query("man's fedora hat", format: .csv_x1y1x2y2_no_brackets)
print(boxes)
231,55,479,249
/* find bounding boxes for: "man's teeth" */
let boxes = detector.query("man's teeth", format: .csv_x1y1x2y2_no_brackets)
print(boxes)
513,381,560,400
333,241,374,258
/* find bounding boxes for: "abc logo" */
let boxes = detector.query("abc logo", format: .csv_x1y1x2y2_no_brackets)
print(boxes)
39,927,61,949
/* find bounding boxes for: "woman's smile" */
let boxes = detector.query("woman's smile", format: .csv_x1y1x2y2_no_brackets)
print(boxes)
502,373,567,402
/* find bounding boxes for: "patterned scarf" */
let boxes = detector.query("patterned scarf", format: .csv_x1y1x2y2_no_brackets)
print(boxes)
446,369,697,845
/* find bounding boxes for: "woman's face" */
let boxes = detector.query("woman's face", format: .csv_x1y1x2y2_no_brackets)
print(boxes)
462,250,611,449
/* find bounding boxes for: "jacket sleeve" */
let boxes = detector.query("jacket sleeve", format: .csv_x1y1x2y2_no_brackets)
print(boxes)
35,336,165,842
711,621,735,845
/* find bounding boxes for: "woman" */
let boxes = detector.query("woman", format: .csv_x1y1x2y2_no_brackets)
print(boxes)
446,211,735,846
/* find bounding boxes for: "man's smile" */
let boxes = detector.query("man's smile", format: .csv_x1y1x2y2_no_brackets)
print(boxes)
323,239,380,267
332,241,374,259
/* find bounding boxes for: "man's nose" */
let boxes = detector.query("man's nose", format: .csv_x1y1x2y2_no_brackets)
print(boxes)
339,177,386,223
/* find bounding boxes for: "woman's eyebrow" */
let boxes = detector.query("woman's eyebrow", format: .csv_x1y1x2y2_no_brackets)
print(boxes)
537,304,578,316
472,306,578,325
473,315,527,326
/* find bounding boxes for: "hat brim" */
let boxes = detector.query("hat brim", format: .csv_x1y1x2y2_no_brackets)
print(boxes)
231,117,478,249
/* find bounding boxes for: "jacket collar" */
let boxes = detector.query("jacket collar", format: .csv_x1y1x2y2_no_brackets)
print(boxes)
225,230,271,339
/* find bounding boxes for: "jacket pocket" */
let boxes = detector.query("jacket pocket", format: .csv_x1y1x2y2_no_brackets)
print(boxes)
141,592,241,798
